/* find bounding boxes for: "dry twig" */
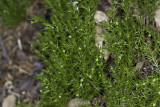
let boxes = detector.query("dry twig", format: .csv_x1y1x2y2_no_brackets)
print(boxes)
0,35,11,63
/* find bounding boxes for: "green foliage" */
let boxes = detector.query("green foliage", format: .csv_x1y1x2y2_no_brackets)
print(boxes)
33,0,103,106
33,0,160,106
17,100,40,107
0,0,30,28
103,0,160,106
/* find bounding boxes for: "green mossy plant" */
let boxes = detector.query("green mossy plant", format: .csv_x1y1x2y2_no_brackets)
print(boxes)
0,0,31,28
17,100,40,107
33,0,160,106
103,0,160,106
33,0,103,106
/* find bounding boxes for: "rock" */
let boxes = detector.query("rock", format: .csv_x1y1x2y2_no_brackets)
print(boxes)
68,98,91,107
2,94,16,107
95,26,105,49
103,49,110,61
94,8,110,62
16,50,28,61
134,62,144,71
94,11,109,23
155,6,160,32
98,0,112,13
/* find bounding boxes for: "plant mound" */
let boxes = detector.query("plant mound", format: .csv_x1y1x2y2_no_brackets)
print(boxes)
33,0,160,106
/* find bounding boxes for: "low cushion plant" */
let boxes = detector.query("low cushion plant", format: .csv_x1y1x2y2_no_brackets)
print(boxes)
0,0,30,28
33,0,160,106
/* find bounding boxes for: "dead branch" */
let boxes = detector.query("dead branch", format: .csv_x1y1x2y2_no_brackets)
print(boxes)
0,34,11,63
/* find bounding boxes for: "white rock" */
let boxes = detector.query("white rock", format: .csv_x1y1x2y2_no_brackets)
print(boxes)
2,95,16,107
134,62,144,71
95,26,105,49
94,10,110,61
68,98,91,107
155,6,160,32
94,11,109,23
102,49,110,61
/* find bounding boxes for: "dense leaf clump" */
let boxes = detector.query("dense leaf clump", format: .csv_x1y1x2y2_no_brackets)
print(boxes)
0,0,30,28
33,0,104,106
33,0,160,106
